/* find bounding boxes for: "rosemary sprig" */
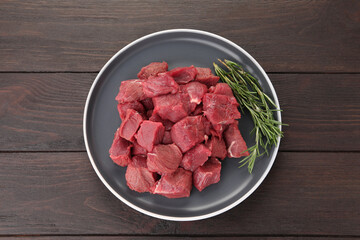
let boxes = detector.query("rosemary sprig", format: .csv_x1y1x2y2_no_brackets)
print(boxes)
213,59,286,173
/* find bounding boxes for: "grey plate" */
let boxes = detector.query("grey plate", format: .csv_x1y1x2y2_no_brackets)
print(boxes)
83,29,281,221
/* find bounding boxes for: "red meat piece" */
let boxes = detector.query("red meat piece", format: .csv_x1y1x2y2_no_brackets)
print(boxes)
162,131,173,144
210,123,228,138
193,157,221,192
148,111,161,122
202,117,212,136
137,61,168,79
147,144,183,174
146,109,154,118
132,141,147,156
224,121,249,158
195,67,220,87
203,93,241,125
117,101,145,120
171,116,205,153
163,120,174,131
180,81,208,105
205,136,227,160
141,98,154,110
119,109,143,142
166,66,197,84
149,112,174,131
109,128,132,167
136,120,165,152
151,168,192,198
115,79,145,103
125,156,158,193
192,104,203,116
209,83,234,96
180,144,211,172
143,74,179,98
153,92,192,122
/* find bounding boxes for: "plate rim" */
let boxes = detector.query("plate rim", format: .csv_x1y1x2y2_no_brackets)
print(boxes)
83,28,282,221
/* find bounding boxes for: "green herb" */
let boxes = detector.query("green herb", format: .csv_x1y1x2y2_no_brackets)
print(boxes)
213,59,286,173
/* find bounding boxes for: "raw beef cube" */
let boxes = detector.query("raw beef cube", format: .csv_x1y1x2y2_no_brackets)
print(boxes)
162,131,172,144
147,144,182,174
149,112,174,131
136,120,165,152
193,157,221,192
195,67,220,87
132,141,147,156
153,92,192,122
202,116,212,136
115,79,145,103
180,82,207,104
137,61,168,79
203,93,241,125
224,121,249,158
131,155,148,167
166,66,197,84
148,111,162,122
143,74,179,98
192,104,203,116
119,109,143,142
151,168,192,198
210,123,227,138
205,136,227,160
209,83,234,96
125,156,157,193
141,98,154,110
162,120,174,131
180,144,211,172
171,116,205,153
117,101,145,120
109,128,132,167
146,109,154,118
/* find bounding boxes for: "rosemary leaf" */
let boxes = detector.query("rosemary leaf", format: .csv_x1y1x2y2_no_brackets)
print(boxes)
213,60,287,173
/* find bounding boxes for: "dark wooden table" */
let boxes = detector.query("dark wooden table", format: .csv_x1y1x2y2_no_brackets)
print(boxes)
1,1,359,239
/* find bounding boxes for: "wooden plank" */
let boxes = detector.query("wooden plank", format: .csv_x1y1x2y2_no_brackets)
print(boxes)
0,73,93,151
0,73,359,151
0,152,359,235
271,74,360,151
0,0,359,72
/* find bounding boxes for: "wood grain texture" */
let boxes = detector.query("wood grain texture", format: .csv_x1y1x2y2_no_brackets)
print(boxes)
1,0,359,238
0,152,359,235
0,73,93,151
0,0,359,72
1,73,359,151
271,74,360,151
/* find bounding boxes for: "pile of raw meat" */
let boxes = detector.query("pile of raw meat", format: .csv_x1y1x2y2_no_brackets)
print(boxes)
109,61,249,198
